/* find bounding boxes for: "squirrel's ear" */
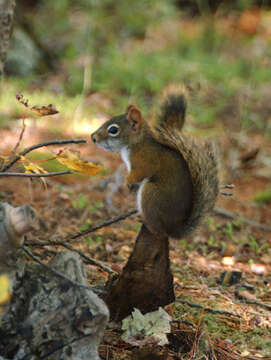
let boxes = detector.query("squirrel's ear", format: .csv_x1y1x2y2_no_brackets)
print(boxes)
126,104,143,131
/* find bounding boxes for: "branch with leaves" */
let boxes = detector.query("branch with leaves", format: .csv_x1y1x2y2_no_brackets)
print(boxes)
0,94,104,180
1,139,87,173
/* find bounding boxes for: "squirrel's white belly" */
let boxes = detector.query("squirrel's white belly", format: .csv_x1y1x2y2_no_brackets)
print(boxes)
120,146,147,214
137,178,148,214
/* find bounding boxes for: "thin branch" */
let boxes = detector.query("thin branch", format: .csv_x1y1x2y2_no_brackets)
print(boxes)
27,209,138,274
0,171,72,177
1,139,87,172
214,207,271,233
235,291,271,311
27,240,117,275
62,208,138,242
240,299,271,311
22,246,103,293
176,299,241,318
12,117,26,155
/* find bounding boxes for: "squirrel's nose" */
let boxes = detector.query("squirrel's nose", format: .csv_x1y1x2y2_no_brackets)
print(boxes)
91,133,97,143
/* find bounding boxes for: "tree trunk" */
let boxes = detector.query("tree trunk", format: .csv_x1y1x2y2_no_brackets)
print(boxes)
106,224,175,320
0,0,16,78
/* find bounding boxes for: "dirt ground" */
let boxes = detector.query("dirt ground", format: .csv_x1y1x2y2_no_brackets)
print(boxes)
0,110,270,359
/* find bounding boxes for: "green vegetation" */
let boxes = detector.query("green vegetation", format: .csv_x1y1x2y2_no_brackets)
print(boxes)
72,194,89,209
248,235,260,254
80,219,92,231
174,301,271,356
254,188,271,204
87,235,102,247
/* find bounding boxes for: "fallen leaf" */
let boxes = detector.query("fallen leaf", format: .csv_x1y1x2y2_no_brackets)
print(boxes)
122,307,172,346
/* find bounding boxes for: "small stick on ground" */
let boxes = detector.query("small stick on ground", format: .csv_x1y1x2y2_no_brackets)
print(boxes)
214,207,271,233
27,209,138,275
176,299,241,318
63,206,271,244
22,246,102,293
62,209,138,242
27,240,117,275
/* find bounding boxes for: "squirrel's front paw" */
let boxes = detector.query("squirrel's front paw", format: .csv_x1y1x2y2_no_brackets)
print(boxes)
127,183,139,192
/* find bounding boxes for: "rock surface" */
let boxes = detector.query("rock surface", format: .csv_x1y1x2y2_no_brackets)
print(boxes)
0,251,109,360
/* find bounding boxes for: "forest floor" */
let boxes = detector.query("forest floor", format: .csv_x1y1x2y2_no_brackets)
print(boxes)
1,13,271,360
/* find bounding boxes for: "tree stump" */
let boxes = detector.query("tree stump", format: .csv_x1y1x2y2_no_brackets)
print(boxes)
106,224,175,320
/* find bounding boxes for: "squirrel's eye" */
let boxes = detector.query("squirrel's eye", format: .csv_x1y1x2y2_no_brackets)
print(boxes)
107,124,120,136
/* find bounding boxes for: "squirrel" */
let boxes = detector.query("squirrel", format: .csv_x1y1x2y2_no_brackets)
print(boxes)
91,88,219,239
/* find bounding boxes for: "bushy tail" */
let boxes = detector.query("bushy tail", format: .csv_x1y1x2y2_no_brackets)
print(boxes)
157,85,187,130
154,90,219,238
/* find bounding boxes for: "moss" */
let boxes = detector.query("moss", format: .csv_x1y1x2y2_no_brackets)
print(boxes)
254,189,271,204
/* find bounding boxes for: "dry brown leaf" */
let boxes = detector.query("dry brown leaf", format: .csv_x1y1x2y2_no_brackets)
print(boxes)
16,93,59,116
56,148,104,175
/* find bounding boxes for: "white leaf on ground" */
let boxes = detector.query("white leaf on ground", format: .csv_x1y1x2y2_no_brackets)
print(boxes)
121,307,172,346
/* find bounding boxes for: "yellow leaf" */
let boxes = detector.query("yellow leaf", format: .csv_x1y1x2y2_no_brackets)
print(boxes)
24,164,48,175
0,275,11,305
22,160,48,187
56,148,104,175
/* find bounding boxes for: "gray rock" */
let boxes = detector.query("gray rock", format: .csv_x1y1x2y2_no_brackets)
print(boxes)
6,28,41,75
0,201,36,273
0,251,109,360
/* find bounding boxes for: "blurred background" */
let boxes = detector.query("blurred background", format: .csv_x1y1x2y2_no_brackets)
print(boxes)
1,0,271,135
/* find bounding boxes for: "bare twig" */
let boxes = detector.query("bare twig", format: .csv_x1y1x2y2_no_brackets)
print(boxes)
214,207,271,233
12,118,26,155
235,293,271,311
27,209,138,274
1,139,87,172
62,208,138,242
0,171,72,177
27,209,138,275
176,299,241,318
242,299,271,311
22,246,102,293
27,240,117,275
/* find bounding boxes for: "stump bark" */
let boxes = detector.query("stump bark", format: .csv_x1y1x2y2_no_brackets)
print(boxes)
106,224,175,320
